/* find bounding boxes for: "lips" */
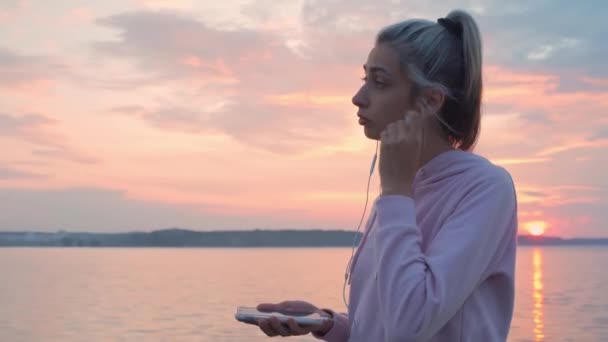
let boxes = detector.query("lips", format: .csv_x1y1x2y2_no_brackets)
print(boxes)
358,116,370,125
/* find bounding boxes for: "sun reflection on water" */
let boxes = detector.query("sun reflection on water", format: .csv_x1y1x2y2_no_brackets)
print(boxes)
532,248,545,341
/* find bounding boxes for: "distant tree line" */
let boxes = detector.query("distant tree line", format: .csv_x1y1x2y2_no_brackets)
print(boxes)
0,229,363,247
1,229,607,247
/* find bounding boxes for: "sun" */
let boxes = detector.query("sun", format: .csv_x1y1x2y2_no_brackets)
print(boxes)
525,221,547,236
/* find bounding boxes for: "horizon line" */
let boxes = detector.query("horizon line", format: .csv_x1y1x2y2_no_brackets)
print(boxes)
1,228,608,240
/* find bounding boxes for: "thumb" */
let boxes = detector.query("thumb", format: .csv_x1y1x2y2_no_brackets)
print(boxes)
257,303,279,312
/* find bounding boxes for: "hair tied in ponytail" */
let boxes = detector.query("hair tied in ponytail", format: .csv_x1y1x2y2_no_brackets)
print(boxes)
437,18,462,37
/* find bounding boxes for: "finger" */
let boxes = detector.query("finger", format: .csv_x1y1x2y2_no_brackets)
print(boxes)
404,111,422,134
270,316,291,337
406,109,421,122
276,301,309,315
380,127,395,149
394,120,405,144
385,121,398,144
257,303,278,312
404,109,418,121
396,118,408,141
404,109,423,131
257,319,279,337
286,318,311,335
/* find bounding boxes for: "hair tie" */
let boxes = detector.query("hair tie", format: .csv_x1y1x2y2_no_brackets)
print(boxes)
437,17,462,37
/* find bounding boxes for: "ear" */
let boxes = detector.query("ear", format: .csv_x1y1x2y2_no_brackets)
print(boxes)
417,88,445,115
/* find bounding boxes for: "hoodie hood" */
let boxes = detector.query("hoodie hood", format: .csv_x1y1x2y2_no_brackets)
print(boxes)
413,150,490,195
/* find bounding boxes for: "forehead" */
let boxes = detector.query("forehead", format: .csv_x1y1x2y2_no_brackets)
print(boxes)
365,43,402,74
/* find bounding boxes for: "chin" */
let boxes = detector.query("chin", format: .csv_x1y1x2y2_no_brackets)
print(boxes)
363,126,380,140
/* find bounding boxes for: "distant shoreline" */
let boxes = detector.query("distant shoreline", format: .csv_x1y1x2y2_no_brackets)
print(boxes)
1,229,607,247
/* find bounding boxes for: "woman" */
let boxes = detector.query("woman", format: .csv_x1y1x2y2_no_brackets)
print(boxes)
256,9,518,342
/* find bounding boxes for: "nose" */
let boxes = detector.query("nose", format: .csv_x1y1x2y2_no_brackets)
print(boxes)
352,85,369,109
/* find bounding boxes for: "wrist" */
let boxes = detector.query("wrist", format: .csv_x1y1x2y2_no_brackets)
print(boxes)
313,309,334,336
381,185,412,197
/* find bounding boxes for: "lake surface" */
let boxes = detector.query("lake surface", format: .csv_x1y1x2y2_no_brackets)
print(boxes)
1,246,607,341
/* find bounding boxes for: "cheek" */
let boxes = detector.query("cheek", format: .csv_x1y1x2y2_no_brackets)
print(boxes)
388,93,412,119
372,91,410,127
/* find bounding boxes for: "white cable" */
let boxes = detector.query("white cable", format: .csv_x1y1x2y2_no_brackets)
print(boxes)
342,140,379,311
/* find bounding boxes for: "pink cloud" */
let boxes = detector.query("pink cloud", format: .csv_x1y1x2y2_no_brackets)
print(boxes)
477,63,608,172
69,7,93,22
491,157,551,166
0,10,12,23
91,11,369,154
515,184,602,207
0,47,67,95
536,138,608,157
0,166,47,180
485,65,608,114
181,55,202,68
178,56,235,80
0,0,30,24
264,92,350,106
32,148,98,165
582,76,608,87
6,78,58,96
0,112,98,165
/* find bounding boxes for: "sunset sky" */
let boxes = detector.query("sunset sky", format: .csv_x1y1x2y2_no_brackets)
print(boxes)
1,0,606,237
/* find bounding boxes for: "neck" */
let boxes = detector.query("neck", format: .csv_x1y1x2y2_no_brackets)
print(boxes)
419,138,455,170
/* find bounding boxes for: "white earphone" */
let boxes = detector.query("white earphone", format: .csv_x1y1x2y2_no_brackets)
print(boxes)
342,140,379,311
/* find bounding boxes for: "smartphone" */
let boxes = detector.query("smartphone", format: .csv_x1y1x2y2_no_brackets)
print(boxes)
234,306,330,328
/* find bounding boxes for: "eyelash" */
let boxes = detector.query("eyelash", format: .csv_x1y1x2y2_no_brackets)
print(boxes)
361,76,385,88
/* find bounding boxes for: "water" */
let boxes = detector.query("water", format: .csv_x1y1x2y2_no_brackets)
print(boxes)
0,246,607,341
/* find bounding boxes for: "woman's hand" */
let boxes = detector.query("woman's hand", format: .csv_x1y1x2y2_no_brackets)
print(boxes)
256,300,334,337
379,107,432,197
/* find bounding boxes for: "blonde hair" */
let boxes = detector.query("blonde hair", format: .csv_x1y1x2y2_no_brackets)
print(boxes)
376,9,482,151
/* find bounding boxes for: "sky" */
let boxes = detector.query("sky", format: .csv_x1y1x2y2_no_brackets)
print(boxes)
0,0,606,237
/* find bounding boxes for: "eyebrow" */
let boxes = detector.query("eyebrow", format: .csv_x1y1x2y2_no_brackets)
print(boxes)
363,64,391,76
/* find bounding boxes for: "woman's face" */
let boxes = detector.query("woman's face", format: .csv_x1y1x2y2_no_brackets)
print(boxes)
352,43,415,140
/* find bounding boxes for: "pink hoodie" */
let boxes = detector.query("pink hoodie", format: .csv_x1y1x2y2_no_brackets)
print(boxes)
314,150,518,342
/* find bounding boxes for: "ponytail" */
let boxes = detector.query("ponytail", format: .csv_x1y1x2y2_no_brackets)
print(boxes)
445,10,482,150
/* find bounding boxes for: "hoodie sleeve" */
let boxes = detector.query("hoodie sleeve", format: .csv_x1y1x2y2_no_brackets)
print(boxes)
312,310,349,342
372,168,517,342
